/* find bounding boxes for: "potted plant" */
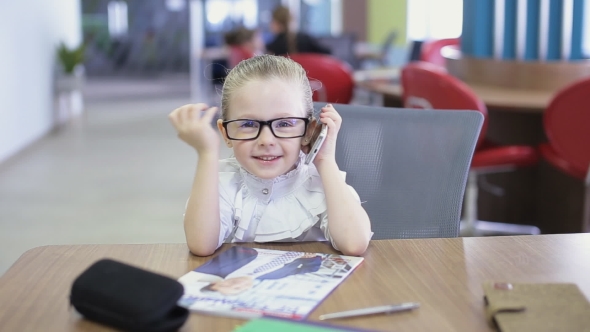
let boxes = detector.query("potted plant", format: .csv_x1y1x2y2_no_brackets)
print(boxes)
54,42,86,124
55,42,86,93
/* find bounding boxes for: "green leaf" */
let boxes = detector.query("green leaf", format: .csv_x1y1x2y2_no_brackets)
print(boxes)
57,42,85,74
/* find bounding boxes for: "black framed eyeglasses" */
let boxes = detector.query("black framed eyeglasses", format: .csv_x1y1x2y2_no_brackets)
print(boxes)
222,117,310,140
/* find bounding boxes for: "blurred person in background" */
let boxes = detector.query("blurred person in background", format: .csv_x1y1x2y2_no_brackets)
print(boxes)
265,6,330,56
224,27,264,68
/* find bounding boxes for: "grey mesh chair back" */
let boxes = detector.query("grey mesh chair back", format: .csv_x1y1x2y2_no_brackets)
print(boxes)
320,103,483,239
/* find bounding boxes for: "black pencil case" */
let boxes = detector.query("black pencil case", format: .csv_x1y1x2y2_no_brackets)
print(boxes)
70,259,189,332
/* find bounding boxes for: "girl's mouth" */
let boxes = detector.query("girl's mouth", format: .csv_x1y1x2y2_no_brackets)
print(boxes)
254,156,280,161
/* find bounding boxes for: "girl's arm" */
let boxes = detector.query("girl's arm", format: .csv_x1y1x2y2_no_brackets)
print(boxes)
183,152,220,256
169,104,222,256
312,105,372,256
317,160,372,256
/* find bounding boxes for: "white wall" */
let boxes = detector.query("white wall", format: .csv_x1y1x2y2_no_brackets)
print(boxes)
0,0,81,163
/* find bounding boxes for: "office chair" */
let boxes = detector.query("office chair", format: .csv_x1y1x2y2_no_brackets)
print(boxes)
401,62,540,237
324,102,483,239
539,76,590,232
420,38,461,67
316,33,358,69
289,54,355,104
357,31,398,68
227,46,254,68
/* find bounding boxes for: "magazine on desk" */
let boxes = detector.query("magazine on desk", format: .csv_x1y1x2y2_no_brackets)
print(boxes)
177,246,364,320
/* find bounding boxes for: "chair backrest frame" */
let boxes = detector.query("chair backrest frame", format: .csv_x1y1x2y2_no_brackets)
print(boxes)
324,102,483,239
420,38,461,66
289,53,355,104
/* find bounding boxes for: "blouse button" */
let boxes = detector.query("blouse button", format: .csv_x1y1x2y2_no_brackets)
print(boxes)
262,188,269,195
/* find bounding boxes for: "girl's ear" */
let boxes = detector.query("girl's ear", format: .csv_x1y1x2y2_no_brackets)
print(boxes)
217,119,233,148
301,119,318,154
302,118,319,146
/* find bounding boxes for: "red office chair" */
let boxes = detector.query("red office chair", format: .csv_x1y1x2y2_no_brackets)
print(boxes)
420,38,460,67
539,77,590,232
401,61,540,236
288,53,355,104
228,46,255,68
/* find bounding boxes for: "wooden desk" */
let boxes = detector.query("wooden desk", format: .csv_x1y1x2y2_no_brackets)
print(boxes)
354,69,553,113
1,235,589,331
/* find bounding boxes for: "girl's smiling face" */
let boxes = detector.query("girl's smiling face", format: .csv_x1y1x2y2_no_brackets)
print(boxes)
218,78,311,179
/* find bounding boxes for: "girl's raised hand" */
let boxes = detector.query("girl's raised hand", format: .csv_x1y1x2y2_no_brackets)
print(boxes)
168,103,219,155
313,104,342,166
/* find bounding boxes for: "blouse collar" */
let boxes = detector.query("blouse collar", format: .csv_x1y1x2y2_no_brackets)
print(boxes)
238,152,309,202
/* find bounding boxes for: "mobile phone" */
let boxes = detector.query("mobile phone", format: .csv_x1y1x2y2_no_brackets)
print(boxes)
305,124,328,165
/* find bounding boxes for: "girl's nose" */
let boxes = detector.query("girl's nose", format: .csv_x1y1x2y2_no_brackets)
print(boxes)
256,126,276,145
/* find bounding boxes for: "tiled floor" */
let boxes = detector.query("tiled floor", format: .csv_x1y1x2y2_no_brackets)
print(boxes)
0,76,232,276
0,75,378,276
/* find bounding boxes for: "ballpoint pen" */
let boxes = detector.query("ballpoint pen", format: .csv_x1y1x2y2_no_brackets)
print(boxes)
318,302,420,320
191,308,263,320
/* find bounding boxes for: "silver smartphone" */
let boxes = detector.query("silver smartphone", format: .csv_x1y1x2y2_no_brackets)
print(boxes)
305,124,328,165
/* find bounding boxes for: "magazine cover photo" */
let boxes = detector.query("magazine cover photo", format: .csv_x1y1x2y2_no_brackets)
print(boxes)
178,246,364,319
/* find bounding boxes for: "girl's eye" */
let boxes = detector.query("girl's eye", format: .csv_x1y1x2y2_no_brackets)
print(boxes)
276,120,295,127
239,121,257,128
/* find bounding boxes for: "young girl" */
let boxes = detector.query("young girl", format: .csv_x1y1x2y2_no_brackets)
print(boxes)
168,55,371,257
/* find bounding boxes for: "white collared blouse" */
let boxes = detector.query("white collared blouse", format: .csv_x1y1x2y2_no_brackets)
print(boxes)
213,153,361,250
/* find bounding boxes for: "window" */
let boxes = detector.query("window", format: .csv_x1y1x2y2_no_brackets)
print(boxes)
107,1,128,38
204,0,258,31
407,0,463,41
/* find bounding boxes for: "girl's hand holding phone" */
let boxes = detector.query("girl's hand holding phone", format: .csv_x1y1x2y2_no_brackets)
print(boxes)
304,124,327,165
313,104,341,166
168,103,219,155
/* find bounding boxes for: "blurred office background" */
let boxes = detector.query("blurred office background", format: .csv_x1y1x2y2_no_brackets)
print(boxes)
0,0,417,276
1,0,467,167
1,0,588,276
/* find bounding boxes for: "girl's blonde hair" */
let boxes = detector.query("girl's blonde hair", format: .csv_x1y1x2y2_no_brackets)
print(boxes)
221,55,314,120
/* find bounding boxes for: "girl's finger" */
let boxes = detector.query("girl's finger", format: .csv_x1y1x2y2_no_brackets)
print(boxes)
320,109,336,119
185,106,198,123
320,110,339,123
201,106,219,123
178,106,190,124
168,108,180,125
193,103,209,110
320,116,336,130
184,103,208,122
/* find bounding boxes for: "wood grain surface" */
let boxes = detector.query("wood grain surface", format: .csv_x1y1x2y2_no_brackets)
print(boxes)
355,75,552,113
1,234,589,332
